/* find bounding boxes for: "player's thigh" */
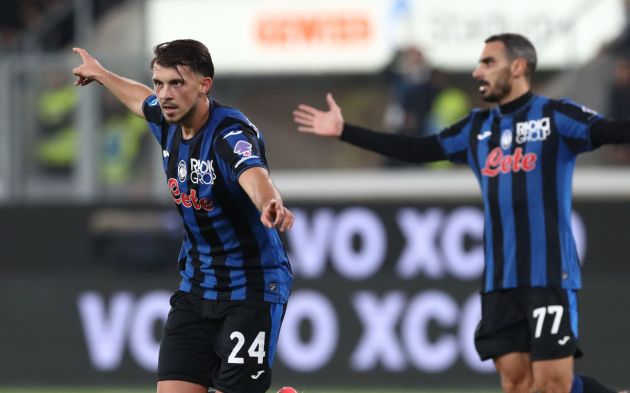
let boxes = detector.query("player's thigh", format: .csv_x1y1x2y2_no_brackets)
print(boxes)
213,301,286,393
494,352,534,391
475,290,530,361
157,380,209,393
521,288,579,361
157,291,218,388
532,356,574,393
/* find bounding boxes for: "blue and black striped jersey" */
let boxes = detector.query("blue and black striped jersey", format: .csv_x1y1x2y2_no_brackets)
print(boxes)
143,95,292,303
438,94,601,293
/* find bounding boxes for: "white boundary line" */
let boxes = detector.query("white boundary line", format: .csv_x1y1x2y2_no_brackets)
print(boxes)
273,168,630,201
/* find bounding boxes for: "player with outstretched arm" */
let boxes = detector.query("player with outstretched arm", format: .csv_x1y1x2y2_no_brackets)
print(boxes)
294,33,628,393
73,39,294,393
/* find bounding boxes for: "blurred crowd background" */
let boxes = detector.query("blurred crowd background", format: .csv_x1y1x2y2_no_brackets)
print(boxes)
2,0,630,204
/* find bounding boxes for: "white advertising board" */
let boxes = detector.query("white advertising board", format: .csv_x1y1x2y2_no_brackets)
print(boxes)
146,0,626,74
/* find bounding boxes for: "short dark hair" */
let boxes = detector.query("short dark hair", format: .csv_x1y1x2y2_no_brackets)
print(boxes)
485,33,537,78
150,39,214,78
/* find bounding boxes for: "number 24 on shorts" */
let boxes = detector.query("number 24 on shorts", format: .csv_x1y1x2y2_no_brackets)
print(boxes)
228,331,266,364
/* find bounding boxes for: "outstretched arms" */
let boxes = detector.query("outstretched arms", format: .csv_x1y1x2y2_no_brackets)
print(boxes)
72,47,153,118
238,167,294,232
293,93,448,163
293,93,344,137
590,119,630,148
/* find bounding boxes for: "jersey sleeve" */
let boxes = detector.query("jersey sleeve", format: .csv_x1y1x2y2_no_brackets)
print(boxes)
436,114,473,163
340,123,446,163
214,124,268,181
554,99,603,154
141,95,165,142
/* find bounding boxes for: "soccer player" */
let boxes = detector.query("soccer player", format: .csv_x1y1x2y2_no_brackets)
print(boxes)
73,39,294,393
293,33,628,393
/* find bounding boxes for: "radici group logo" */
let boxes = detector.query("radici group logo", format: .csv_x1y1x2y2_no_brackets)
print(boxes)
176,159,216,185
190,158,216,185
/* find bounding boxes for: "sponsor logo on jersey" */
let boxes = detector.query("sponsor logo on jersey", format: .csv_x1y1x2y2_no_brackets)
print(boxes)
167,178,214,211
515,117,551,144
177,160,187,182
481,147,537,177
190,158,216,185
234,140,253,157
233,140,260,169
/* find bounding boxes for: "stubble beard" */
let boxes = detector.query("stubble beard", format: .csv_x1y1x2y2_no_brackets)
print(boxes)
481,70,512,103
164,103,197,125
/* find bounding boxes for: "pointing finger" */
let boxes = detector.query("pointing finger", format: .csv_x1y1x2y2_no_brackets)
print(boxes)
72,47,89,62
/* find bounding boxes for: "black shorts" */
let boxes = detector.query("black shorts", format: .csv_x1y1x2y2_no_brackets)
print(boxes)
158,291,287,393
474,287,581,361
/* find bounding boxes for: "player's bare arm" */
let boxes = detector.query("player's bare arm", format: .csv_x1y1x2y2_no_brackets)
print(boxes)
238,167,294,232
72,47,153,118
293,93,344,137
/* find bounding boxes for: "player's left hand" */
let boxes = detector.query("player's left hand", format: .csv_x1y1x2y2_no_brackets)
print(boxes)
261,199,294,232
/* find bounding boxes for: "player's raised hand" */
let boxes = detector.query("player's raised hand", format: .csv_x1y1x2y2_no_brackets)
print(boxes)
72,47,106,87
293,93,344,138
261,199,294,232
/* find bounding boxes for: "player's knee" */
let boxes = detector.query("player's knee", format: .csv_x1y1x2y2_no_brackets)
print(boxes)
501,374,534,393
535,375,573,393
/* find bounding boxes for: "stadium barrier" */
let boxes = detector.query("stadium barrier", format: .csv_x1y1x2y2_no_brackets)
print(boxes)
1,190,629,389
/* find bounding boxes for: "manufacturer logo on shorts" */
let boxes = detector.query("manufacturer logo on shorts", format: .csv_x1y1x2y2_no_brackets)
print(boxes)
558,336,570,346
251,370,265,379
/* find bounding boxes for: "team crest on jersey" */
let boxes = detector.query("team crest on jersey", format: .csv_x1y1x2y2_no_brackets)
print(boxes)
190,158,216,185
178,160,187,182
516,117,551,144
500,129,512,150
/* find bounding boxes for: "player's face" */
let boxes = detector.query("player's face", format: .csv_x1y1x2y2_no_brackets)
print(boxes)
472,41,514,103
152,63,209,124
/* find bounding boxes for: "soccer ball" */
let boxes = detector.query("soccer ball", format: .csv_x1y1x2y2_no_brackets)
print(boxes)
277,387,299,393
